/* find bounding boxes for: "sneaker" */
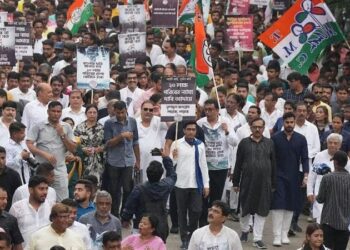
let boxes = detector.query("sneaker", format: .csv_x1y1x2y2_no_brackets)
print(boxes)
288,229,296,237
253,240,267,249
170,226,179,234
240,232,249,242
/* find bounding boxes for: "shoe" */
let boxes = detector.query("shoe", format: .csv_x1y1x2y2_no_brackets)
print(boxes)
272,236,281,247
253,240,267,249
240,232,249,242
170,226,179,234
228,212,239,222
288,229,296,237
291,223,302,232
180,241,189,249
281,233,290,245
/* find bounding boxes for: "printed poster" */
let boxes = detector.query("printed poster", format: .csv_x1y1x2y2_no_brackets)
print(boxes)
119,5,146,33
77,46,110,89
152,0,178,28
0,25,16,66
225,15,254,51
118,32,146,70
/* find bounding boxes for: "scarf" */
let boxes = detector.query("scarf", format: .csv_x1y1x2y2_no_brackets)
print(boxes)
186,138,204,194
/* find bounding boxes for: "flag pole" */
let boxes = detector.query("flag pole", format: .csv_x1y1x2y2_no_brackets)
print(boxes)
211,70,221,110
91,89,94,104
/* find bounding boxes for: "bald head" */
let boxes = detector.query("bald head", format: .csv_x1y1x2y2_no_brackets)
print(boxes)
37,83,53,105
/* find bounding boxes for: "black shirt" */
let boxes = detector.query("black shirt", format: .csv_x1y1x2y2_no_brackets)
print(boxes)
0,167,22,211
0,211,24,245
165,121,205,143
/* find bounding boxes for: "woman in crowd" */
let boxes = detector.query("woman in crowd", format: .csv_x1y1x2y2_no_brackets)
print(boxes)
122,214,166,250
314,106,331,140
74,104,104,185
297,223,329,250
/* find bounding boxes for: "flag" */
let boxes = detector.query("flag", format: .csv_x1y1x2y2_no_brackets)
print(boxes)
259,0,345,74
190,5,212,87
178,0,210,25
65,0,93,35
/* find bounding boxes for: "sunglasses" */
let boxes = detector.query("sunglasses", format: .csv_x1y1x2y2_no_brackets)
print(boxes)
143,108,154,112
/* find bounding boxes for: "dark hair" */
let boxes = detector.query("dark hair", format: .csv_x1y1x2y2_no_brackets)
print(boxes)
7,71,19,80
283,112,296,120
264,92,278,102
183,121,197,129
332,113,344,123
28,175,48,188
150,71,163,83
63,65,76,76
85,104,98,114
165,38,176,48
50,203,69,221
48,101,63,110
19,71,31,80
0,232,11,247
102,231,122,246
332,150,348,168
204,99,219,110
50,246,66,250
248,105,261,115
50,75,64,85
335,84,348,92
75,179,93,193
9,122,26,136
249,117,265,126
63,41,75,51
113,100,127,111
0,89,7,99
141,214,160,236
2,101,17,110
267,60,281,72
83,175,98,186
303,93,316,101
284,100,296,111
62,117,74,127
61,198,78,208
149,93,162,104
0,147,5,154
287,72,302,82
236,82,249,91
211,200,230,216
36,163,55,176
303,223,324,249
43,39,54,47
269,79,283,90
146,161,164,183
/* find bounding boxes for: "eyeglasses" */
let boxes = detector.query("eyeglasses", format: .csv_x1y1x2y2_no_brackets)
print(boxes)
304,100,314,105
143,108,154,112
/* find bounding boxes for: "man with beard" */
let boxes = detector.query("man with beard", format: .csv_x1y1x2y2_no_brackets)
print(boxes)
52,42,75,76
74,179,95,220
42,40,59,66
9,176,53,247
28,203,85,249
50,76,69,108
271,112,309,246
233,118,276,249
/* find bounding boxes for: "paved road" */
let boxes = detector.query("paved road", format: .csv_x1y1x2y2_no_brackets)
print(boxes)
123,215,350,249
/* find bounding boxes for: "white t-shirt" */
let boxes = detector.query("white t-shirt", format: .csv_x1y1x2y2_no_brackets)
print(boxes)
154,54,186,67
188,225,243,250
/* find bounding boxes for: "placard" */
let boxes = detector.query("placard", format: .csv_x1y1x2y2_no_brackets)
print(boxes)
118,32,146,70
225,15,254,51
161,77,196,122
0,25,16,66
119,5,146,33
152,0,178,28
226,0,250,15
77,46,110,89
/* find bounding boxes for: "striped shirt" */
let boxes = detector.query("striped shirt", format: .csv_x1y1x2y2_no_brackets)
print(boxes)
317,170,350,230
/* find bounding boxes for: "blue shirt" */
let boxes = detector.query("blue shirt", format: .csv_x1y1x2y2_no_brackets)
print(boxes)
77,201,95,220
104,116,139,167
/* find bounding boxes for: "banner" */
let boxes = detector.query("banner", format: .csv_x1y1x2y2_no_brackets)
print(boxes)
77,46,110,89
249,0,268,6
9,23,33,60
259,0,345,74
0,25,16,66
161,77,196,122
226,0,250,15
225,15,254,51
118,32,146,70
152,0,178,28
119,5,146,33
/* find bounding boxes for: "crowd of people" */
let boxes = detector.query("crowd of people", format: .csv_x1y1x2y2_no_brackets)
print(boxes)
0,0,349,249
